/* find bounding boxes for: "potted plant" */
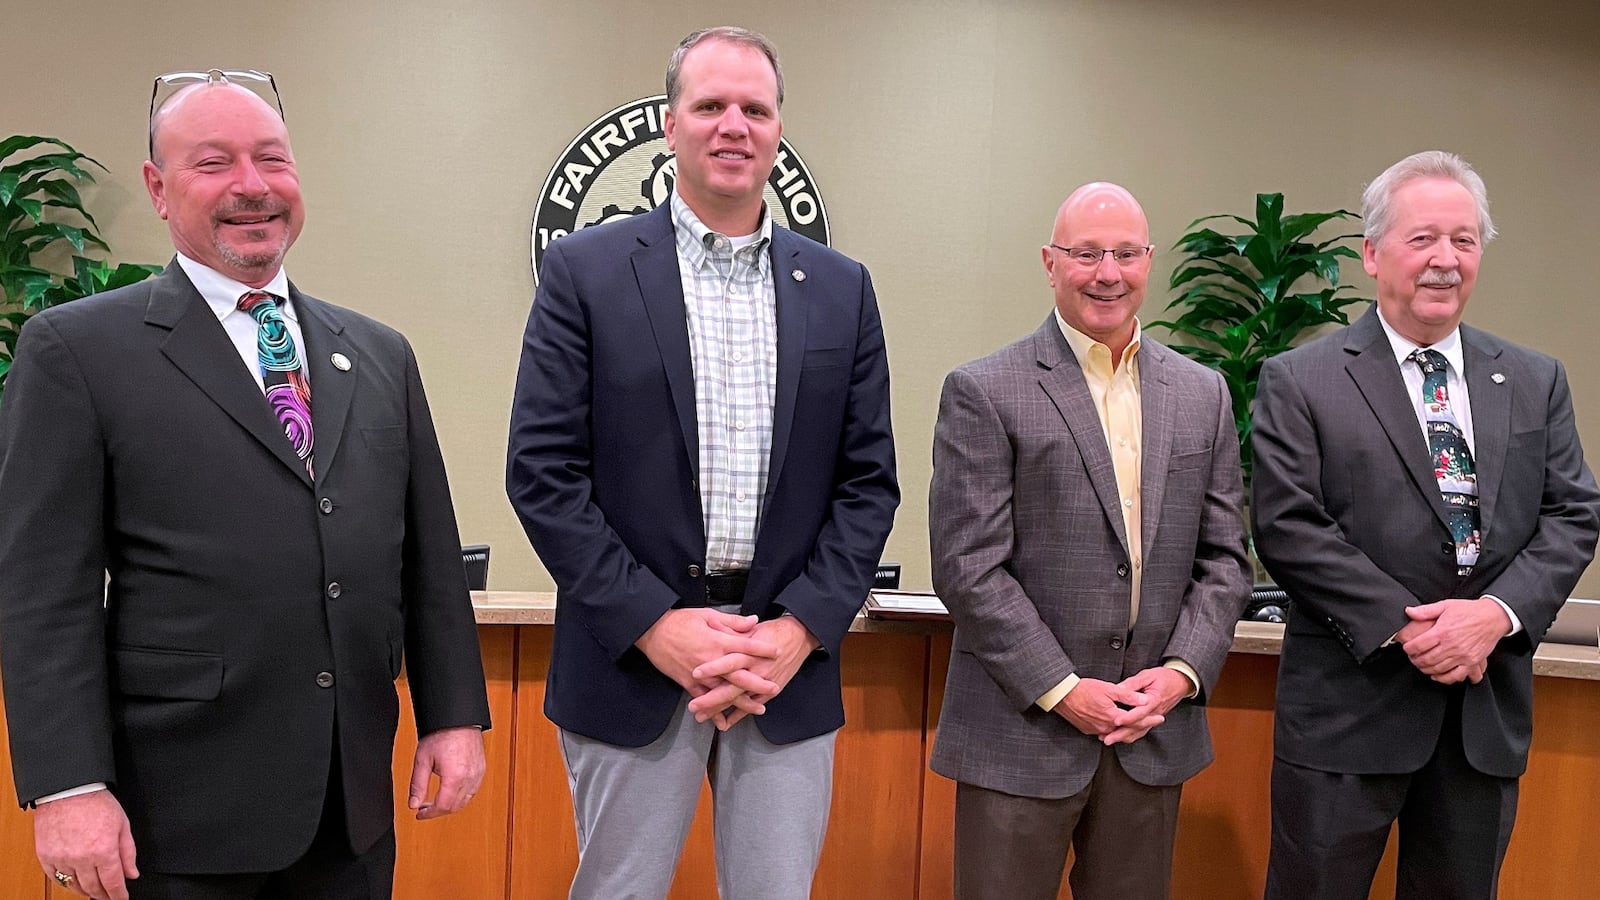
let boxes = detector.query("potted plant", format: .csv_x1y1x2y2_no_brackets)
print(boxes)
1150,192,1369,485
1,134,161,402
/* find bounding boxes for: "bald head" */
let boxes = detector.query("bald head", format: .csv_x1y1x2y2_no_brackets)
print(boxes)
1051,182,1149,246
149,82,286,168
1041,182,1153,362
142,81,304,288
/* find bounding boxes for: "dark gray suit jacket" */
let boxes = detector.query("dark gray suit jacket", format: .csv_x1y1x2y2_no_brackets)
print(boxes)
0,263,491,872
929,317,1250,798
1252,307,1600,778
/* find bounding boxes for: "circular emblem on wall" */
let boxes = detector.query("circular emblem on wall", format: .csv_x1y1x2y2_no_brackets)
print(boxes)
530,95,830,284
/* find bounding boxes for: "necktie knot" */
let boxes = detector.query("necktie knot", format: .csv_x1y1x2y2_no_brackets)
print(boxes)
237,290,280,322
1411,348,1447,374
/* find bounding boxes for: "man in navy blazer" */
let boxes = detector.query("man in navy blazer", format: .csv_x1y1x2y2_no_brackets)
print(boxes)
507,26,897,900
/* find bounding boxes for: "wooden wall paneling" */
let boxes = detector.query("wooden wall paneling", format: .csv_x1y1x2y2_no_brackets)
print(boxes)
812,632,929,899
0,676,48,900
1499,674,1600,897
920,632,955,900
391,625,518,900
507,626,578,899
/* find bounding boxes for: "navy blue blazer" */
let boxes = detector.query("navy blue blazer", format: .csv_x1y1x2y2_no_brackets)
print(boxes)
507,203,899,747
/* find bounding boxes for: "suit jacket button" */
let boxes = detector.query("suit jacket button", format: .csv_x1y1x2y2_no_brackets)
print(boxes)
316,672,334,688
1116,563,1130,578
688,565,703,578
319,497,334,514
326,582,342,599
1110,637,1124,650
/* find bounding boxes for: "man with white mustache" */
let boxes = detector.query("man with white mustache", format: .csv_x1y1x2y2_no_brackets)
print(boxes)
1253,150,1600,899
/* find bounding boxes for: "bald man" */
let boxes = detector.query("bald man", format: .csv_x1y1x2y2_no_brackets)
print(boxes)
0,75,489,899
929,183,1250,899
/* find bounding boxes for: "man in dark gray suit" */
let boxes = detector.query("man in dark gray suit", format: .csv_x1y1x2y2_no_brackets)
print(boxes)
0,75,490,900
930,182,1251,899
1254,150,1600,899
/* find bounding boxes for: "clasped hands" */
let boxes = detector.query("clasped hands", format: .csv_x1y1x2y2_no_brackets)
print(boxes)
636,607,820,730
1395,597,1511,685
1054,666,1192,746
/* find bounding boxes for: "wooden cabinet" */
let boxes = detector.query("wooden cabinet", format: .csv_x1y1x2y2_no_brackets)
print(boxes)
3,622,1598,899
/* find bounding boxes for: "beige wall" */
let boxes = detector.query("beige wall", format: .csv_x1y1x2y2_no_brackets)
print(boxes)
6,0,1598,595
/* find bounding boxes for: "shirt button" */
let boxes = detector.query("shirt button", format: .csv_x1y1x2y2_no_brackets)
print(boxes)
326,582,341,599
732,351,744,362
319,497,334,514
688,564,703,578
1123,498,1133,507
316,672,334,689
1118,438,1128,447
735,420,746,431
736,491,747,502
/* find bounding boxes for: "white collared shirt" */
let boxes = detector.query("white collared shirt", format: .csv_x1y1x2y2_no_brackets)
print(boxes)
175,254,308,393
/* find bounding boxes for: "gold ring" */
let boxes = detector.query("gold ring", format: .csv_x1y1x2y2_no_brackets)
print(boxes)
54,870,74,886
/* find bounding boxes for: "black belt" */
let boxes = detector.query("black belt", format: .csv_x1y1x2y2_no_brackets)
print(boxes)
705,570,750,605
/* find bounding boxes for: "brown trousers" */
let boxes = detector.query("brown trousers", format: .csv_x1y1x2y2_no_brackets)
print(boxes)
954,745,1182,900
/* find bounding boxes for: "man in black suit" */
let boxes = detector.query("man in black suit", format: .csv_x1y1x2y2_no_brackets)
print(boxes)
0,74,490,899
1253,150,1600,898
507,27,898,900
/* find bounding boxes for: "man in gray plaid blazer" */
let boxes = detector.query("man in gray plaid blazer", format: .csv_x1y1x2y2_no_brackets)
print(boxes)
929,183,1251,900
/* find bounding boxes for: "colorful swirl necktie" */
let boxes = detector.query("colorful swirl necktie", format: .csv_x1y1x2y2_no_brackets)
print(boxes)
1412,349,1478,575
238,291,314,479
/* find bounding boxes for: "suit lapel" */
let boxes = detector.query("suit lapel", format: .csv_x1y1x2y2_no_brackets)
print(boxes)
1461,326,1509,537
293,289,354,487
630,206,699,473
1136,342,1174,562
1343,310,1450,531
767,228,805,494
1033,319,1130,552
148,264,312,486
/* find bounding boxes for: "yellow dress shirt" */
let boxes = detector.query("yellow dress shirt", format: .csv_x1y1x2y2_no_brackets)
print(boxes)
1036,313,1199,711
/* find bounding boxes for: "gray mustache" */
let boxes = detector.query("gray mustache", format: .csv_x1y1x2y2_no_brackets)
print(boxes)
1417,269,1462,287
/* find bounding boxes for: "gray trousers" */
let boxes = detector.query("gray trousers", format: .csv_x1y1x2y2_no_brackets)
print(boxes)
559,696,837,900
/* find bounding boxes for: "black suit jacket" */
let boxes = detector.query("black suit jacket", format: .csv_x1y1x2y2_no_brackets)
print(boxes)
506,203,899,748
0,263,491,872
1252,308,1600,778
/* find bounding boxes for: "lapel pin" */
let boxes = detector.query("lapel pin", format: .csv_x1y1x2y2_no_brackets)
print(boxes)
792,268,806,282
331,352,351,372
1491,373,1505,384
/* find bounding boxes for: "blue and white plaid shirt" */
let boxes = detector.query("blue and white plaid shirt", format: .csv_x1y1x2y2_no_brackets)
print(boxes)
671,192,778,570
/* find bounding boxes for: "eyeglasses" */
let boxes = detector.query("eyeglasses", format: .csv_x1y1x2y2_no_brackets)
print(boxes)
148,69,283,158
1049,244,1153,268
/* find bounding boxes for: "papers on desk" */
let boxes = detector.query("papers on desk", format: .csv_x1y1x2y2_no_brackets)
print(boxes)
864,590,948,620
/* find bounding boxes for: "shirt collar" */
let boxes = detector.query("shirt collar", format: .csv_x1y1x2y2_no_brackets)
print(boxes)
1375,306,1464,373
1054,308,1142,372
175,253,296,325
669,191,772,274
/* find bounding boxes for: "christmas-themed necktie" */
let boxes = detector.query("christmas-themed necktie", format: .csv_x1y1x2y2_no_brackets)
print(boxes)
238,291,314,479
1412,349,1478,575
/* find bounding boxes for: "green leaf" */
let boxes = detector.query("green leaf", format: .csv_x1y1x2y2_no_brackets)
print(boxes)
0,170,18,205
0,135,75,163
16,198,44,222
